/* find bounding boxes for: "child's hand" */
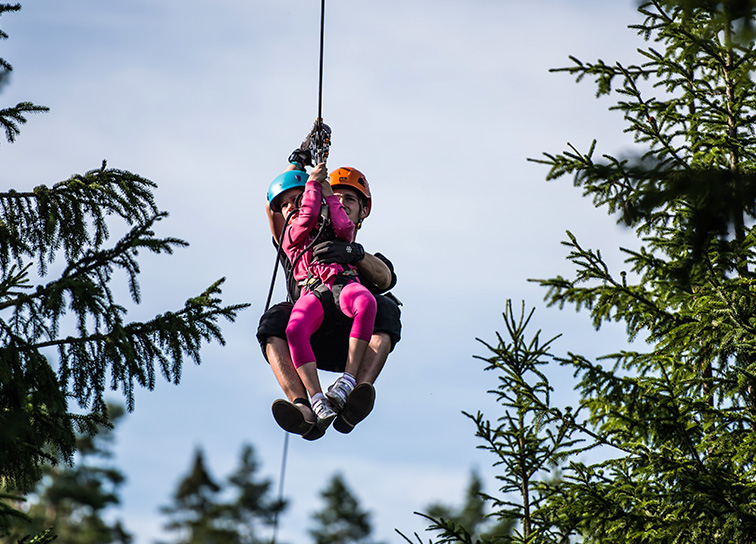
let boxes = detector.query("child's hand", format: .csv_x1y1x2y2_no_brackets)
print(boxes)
309,162,328,183
310,162,334,196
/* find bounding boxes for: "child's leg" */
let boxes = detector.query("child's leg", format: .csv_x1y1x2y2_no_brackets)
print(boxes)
286,293,337,428
286,293,325,395
338,282,377,377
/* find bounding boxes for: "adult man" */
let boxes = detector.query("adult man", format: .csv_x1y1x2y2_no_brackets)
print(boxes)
257,144,401,441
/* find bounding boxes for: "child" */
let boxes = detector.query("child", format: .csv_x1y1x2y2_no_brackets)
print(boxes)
280,163,377,431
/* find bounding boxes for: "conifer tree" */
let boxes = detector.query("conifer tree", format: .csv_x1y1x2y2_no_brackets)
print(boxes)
4,404,132,543
400,303,572,544
309,473,383,544
224,444,283,543
424,471,516,542
159,445,283,544
0,0,248,506
412,1,756,543
159,449,231,544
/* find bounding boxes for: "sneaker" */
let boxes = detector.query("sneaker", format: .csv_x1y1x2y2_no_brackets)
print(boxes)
326,376,355,411
272,399,316,436
334,383,375,434
312,397,337,431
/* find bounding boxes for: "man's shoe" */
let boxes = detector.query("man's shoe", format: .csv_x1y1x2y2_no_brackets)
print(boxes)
326,376,354,411
302,424,326,441
312,397,337,432
334,383,375,434
272,399,315,436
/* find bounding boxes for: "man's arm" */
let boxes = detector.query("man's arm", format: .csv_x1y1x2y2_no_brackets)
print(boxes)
355,253,393,292
312,240,396,293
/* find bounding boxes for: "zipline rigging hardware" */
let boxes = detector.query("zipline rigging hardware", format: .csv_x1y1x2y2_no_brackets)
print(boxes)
269,1,329,543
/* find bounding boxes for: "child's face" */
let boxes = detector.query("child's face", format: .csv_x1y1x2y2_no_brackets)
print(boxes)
279,188,303,219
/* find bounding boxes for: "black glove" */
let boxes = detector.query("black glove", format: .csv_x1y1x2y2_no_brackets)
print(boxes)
288,147,312,167
313,240,365,264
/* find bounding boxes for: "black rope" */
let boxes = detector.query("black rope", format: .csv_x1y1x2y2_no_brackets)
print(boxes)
270,431,289,544
264,208,297,313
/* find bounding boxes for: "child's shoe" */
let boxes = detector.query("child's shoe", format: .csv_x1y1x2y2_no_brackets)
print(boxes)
312,397,337,431
326,376,355,411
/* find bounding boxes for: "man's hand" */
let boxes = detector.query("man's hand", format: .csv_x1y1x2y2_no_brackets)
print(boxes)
313,240,365,264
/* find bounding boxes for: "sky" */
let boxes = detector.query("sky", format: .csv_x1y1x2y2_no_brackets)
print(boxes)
3,1,647,542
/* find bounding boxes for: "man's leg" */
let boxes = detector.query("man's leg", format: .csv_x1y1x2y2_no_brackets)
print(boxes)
265,336,307,402
356,332,392,384
267,337,322,438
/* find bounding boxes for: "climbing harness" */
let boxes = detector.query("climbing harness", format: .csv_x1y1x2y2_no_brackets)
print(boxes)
301,268,359,314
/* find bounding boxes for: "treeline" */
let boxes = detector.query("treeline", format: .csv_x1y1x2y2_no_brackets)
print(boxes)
3,407,494,544
1,405,385,544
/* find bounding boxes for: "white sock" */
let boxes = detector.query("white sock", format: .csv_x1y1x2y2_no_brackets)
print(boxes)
342,372,356,387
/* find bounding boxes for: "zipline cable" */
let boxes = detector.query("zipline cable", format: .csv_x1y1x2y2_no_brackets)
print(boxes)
316,0,326,164
270,2,328,543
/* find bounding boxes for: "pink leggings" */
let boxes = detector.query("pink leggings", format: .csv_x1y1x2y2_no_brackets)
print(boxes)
286,281,377,368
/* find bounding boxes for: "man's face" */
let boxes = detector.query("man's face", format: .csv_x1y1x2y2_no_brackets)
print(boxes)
333,187,366,225
278,188,303,219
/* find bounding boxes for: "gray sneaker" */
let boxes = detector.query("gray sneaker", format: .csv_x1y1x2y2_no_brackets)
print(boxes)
326,376,355,411
312,397,337,431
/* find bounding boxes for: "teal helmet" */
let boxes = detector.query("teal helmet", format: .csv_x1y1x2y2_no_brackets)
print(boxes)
267,170,308,212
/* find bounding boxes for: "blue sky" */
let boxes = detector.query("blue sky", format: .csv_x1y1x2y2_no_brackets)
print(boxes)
3,1,647,542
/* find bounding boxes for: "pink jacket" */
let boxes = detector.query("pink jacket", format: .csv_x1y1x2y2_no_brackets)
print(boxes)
283,178,355,286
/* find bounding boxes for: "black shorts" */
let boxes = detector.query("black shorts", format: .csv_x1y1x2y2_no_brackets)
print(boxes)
256,292,402,372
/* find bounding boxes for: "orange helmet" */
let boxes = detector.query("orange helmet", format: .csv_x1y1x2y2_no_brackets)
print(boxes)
329,167,372,217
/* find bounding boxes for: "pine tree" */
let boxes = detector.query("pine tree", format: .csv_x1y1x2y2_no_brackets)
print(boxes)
224,444,284,544
529,1,756,541
0,1,248,505
400,303,572,544
159,449,232,544
424,471,516,543
5,404,132,543
309,473,383,544
159,444,283,544
414,1,756,543
0,4,47,143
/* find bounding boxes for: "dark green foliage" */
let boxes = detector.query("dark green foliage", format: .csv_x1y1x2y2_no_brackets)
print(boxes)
400,303,574,544
413,1,756,543
159,445,283,544
310,473,383,544
424,472,515,543
4,404,132,544
0,4,48,142
529,1,756,542
0,0,248,530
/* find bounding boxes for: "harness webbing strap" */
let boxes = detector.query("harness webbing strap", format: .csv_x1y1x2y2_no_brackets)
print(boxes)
302,268,359,314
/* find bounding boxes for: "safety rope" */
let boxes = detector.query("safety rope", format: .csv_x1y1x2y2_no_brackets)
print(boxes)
270,2,328,543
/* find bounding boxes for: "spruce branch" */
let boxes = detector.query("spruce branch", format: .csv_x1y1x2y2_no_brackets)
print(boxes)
0,103,49,144
0,162,160,274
